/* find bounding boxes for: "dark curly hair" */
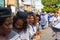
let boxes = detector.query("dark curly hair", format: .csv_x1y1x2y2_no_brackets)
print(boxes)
0,17,7,26
13,16,28,32
36,14,41,21
27,12,37,26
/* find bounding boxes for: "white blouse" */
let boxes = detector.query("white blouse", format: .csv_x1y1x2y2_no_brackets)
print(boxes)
28,24,37,38
19,29,30,40
10,34,21,40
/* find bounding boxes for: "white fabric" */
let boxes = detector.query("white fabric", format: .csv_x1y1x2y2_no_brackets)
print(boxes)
28,25,34,37
45,14,48,21
50,16,58,25
36,22,40,31
53,22,60,29
52,16,60,29
33,26,37,34
11,6,15,13
10,34,21,40
19,29,30,40
28,24,37,38
57,16,60,21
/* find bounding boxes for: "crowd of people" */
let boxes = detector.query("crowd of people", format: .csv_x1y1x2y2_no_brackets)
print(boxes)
49,12,60,40
41,12,60,40
0,6,60,40
0,7,42,40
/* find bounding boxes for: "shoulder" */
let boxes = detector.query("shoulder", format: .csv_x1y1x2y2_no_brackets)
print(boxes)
7,30,19,40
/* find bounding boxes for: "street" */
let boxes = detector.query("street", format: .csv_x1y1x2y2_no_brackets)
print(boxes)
40,27,55,40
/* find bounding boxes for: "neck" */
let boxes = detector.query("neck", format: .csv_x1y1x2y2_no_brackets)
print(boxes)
0,32,10,37
16,28,21,33
0,35,5,37
0,35,6,40
15,28,26,33
29,23,32,25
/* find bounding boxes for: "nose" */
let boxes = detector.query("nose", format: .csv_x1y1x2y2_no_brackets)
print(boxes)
31,19,34,21
8,25,13,29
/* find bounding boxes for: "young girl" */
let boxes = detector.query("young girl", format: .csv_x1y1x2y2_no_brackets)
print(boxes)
13,11,30,40
27,12,37,39
36,14,41,31
0,8,20,40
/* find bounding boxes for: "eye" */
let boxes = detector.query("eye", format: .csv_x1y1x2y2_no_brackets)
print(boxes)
4,22,13,26
4,23,8,26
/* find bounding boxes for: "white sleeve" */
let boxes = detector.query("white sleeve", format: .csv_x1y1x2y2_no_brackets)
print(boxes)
57,16,60,21
29,27,34,37
10,34,21,40
49,17,53,21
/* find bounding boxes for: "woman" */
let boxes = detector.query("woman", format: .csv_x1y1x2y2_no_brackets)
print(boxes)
52,12,60,40
13,11,29,40
36,14,41,31
40,14,46,29
0,8,20,40
27,12,37,39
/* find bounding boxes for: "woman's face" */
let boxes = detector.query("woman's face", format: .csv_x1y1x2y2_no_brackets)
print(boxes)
36,17,39,22
15,19,23,29
0,17,13,35
28,16,34,24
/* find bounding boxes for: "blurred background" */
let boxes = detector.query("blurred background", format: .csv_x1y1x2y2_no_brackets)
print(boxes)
0,0,60,14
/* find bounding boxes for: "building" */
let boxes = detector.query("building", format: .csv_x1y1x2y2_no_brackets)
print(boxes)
5,0,15,6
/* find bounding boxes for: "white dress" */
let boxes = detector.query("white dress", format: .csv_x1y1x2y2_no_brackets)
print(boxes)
50,16,58,25
19,29,30,40
28,24,37,38
33,26,37,34
52,16,60,29
10,34,21,40
28,24,34,37
13,28,30,40
7,31,21,40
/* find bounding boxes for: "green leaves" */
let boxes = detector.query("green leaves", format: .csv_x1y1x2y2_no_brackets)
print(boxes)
42,0,59,6
41,0,59,13
42,6,60,13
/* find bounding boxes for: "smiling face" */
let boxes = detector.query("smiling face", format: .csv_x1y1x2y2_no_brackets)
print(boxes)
36,16,40,22
15,19,23,29
28,15,35,24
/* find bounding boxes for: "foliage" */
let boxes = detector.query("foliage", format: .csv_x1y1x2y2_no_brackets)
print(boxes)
42,6,60,13
42,0,59,6
41,0,59,13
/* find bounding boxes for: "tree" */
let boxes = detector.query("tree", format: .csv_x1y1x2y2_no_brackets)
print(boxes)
42,7,50,13
42,0,59,7
41,0,59,13
42,0,51,6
